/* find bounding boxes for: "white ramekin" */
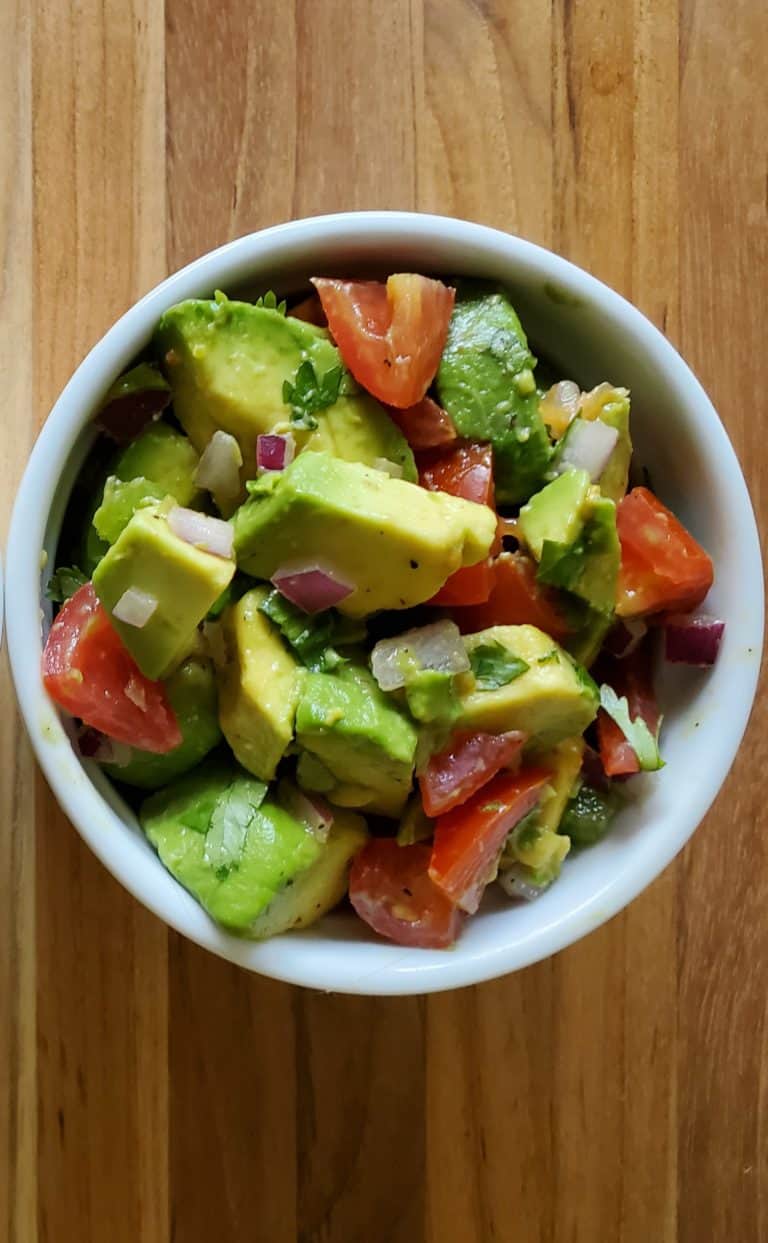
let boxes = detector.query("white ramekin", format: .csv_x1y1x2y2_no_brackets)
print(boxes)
5,213,763,994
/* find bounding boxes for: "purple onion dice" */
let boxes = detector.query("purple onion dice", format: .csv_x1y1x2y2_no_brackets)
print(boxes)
271,562,354,613
257,433,296,473
664,615,725,667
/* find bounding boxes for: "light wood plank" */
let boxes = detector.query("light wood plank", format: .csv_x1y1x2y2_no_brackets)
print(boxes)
677,0,768,1238
0,4,37,1240
31,2,169,1240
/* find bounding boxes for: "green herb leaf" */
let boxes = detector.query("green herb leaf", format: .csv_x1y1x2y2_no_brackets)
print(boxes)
259,587,363,672
283,360,343,430
45,565,88,604
469,642,529,691
203,777,267,876
255,289,287,315
599,684,664,772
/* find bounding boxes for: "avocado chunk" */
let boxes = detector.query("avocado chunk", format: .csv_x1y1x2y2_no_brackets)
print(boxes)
249,809,368,938
537,495,620,616
295,664,418,817
92,503,234,679
436,283,552,503
92,422,201,548
140,758,324,933
102,657,221,789
456,625,599,746
154,295,416,493
518,469,592,560
214,587,301,781
529,736,584,836
232,452,497,617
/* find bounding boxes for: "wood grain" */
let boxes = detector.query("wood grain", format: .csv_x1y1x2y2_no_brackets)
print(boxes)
0,1,765,1240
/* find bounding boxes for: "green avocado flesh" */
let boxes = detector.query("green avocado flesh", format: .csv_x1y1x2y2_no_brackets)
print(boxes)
436,283,552,502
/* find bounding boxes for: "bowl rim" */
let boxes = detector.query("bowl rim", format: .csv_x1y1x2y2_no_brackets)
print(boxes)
5,211,764,994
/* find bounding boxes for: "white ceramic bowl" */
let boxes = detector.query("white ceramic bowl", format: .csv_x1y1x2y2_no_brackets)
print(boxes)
6,213,763,994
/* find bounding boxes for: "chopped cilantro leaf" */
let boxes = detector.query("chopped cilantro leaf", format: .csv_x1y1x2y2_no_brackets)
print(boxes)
203,777,267,876
469,642,529,691
255,289,287,315
45,565,88,604
282,360,343,430
599,684,664,772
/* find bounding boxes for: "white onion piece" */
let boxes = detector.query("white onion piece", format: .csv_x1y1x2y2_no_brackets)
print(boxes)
112,586,158,628
372,456,404,478
257,432,296,473
279,781,334,842
271,561,354,613
195,430,243,499
168,506,234,559
498,866,549,902
556,418,619,482
371,620,470,692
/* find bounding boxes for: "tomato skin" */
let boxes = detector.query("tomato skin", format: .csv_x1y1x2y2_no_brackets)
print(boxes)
42,584,182,754
420,731,526,818
386,397,458,451
349,840,464,949
451,552,570,639
419,443,497,605
429,767,551,913
431,559,494,606
616,487,714,617
312,275,455,408
596,640,660,777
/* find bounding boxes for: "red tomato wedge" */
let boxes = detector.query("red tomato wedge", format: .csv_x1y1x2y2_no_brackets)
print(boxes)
420,443,497,605
616,487,714,617
349,840,464,949
386,397,458,450
451,552,570,639
429,768,552,914
311,274,455,408
596,641,660,777
420,730,527,818
42,583,182,754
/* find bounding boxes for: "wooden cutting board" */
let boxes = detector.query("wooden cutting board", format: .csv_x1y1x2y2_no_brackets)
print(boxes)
1,2,765,1239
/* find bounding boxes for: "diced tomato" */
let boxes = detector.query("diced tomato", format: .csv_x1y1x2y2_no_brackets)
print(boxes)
420,443,497,605
42,583,182,754
429,767,551,914
450,552,570,639
431,559,494,607
596,640,660,777
349,840,464,949
289,293,326,327
615,487,714,617
420,730,527,818
419,441,495,506
312,275,455,408
386,397,458,451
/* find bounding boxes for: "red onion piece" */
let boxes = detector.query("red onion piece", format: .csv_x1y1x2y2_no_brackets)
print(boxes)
195,430,243,499
664,615,725,667
498,866,548,902
257,433,296,473
168,507,234,559
78,728,132,767
112,587,158,628
557,418,619,482
271,561,354,613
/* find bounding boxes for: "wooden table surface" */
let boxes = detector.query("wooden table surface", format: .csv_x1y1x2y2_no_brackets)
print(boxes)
1,2,766,1240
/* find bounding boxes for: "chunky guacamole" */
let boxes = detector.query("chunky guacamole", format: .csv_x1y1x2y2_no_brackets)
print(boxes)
42,274,721,949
